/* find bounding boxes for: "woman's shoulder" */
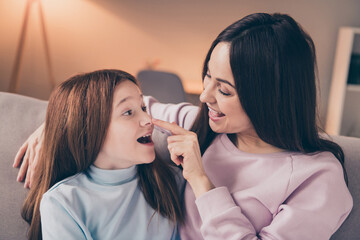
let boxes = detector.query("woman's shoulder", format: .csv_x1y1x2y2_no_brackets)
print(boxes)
287,151,347,193
290,151,343,174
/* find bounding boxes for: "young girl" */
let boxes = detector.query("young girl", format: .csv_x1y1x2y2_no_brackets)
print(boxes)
21,69,183,240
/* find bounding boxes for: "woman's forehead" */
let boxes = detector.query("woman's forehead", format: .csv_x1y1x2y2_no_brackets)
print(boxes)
209,43,234,85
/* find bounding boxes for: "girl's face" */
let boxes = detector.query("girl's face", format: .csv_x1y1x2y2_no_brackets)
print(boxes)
200,42,255,135
94,80,155,169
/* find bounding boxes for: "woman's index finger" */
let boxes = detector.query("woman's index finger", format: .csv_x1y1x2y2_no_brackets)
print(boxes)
152,119,188,135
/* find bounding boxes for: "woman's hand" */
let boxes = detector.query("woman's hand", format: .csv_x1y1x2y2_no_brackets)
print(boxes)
13,123,44,188
152,119,214,198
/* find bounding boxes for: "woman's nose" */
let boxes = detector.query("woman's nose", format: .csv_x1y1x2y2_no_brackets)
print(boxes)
200,83,215,103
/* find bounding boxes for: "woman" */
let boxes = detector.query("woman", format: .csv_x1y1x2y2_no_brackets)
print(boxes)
21,69,183,239
143,12,353,239
16,13,352,239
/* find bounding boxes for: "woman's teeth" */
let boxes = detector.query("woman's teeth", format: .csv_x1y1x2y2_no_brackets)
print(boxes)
137,134,153,144
208,107,225,117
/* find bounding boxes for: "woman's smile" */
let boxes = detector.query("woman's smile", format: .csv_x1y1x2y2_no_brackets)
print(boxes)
207,105,225,122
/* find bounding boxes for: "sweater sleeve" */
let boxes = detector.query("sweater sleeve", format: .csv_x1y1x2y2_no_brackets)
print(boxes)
144,96,200,163
196,187,258,240
144,96,199,130
40,194,89,240
195,153,353,240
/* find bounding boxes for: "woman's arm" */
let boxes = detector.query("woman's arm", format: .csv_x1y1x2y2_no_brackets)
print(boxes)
13,123,44,188
152,119,214,197
194,158,353,240
143,96,199,130
152,119,353,240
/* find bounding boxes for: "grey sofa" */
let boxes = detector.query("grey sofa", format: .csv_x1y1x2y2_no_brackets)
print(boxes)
0,91,359,240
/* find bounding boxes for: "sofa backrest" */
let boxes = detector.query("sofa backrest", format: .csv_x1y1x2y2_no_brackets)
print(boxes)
329,135,360,240
0,92,47,239
0,91,359,239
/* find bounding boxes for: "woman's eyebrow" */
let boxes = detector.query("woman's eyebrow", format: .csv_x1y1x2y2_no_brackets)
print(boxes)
216,78,236,88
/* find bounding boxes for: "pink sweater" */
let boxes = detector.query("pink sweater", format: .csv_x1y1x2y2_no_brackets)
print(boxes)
145,97,353,240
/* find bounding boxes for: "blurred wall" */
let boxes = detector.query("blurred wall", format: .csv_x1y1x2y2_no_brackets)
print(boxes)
1,0,360,123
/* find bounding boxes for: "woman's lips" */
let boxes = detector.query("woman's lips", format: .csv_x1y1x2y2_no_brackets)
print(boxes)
208,106,225,122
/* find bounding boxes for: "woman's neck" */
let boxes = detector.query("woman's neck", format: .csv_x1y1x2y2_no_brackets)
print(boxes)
229,132,284,154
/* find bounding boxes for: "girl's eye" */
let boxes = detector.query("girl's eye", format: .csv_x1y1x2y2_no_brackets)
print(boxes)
142,106,147,112
123,110,133,116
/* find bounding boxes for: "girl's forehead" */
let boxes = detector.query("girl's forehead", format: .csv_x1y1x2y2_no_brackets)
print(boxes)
113,81,143,106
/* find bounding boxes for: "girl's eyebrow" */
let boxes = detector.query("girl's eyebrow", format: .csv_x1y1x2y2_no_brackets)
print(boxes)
216,78,236,89
115,94,143,109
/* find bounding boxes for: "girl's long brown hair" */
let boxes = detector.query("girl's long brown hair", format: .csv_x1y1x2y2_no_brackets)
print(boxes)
21,69,183,240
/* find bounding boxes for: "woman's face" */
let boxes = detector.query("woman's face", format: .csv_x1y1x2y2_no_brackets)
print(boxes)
95,80,155,169
200,42,255,135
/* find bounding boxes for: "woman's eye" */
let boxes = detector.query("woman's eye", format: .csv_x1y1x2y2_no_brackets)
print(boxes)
216,82,231,96
142,106,147,112
123,110,133,116
218,89,231,96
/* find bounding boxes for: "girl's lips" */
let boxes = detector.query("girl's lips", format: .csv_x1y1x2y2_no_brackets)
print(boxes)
141,141,154,147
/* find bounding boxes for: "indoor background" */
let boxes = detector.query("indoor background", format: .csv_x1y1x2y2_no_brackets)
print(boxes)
1,0,360,131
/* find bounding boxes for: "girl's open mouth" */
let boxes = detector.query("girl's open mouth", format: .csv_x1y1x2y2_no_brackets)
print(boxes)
137,134,153,144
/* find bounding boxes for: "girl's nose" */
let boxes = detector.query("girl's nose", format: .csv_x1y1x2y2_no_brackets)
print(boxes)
140,112,152,127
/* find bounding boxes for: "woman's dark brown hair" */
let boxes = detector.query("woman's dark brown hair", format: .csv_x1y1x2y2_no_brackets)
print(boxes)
191,13,347,183
21,69,183,240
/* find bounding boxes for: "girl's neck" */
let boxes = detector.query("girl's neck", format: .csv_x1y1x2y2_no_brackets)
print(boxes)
229,132,284,154
94,152,134,170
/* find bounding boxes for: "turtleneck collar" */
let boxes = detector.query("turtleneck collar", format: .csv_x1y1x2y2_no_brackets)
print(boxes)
86,165,137,186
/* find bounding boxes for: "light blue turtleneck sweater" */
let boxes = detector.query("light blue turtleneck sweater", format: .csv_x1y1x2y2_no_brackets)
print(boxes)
40,165,179,240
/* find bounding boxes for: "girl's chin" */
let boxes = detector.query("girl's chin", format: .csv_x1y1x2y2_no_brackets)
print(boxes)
141,153,156,164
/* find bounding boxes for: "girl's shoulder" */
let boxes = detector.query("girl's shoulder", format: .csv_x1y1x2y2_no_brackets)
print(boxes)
43,172,86,199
